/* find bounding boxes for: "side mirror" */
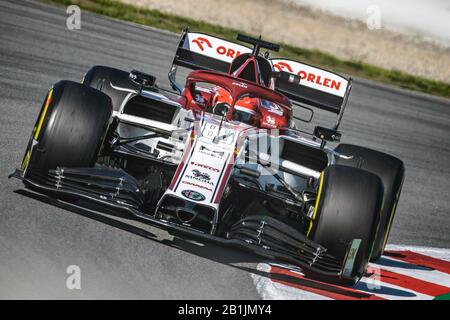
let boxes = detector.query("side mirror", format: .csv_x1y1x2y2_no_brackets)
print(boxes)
313,126,341,142
129,70,156,87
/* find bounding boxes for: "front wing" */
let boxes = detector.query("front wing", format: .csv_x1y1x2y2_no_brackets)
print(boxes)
9,166,360,283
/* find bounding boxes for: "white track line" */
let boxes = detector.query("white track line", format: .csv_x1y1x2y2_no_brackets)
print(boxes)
251,245,450,300
355,276,433,300
251,263,332,300
385,244,450,261
371,256,450,287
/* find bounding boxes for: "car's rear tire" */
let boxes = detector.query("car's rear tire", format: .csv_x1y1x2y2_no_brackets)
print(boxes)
309,165,383,283
83,65,139,111
335,144,405,261
22,80,112,174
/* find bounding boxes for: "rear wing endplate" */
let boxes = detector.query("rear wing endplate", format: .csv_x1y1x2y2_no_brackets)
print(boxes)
271,58,352,127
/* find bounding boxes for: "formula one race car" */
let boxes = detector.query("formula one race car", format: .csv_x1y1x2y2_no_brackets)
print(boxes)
10,30,405,285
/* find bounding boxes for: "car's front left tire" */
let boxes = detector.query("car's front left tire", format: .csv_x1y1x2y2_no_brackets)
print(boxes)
309,165,383,283
335,144,405,261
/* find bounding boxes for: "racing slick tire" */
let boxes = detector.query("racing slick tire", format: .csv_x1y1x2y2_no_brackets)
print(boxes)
21,80,112,174
309,165,383,283
83,65,140,111
335,144,405,261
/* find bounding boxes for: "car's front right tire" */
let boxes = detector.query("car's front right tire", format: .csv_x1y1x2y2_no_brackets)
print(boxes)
21,80,113,175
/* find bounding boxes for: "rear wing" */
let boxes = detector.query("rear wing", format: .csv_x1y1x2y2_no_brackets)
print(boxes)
169,30,252,91
168,30,351,130
271,58,352,126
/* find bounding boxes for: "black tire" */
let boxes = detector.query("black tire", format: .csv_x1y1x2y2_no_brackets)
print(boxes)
310,165,383,282
335,144,405,261
23,80,112,174
83,65,140,111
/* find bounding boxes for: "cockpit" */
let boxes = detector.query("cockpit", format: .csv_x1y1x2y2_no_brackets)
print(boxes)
181,35,291,129
185,78,290,129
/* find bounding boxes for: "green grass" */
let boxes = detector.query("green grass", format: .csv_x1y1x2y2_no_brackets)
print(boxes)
46,0,450,98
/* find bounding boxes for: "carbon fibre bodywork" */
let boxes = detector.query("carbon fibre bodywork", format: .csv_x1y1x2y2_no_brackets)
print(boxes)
10,167,347,280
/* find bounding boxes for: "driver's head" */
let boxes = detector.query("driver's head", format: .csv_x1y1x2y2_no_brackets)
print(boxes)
231,95,259,125
233,105,257,125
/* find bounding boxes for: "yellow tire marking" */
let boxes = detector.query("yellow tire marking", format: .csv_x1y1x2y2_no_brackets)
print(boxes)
20,87,53,173
34,88,53,140
20,149,31,171
307,171,324,237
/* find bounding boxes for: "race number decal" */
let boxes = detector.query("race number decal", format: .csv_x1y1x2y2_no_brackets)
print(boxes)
201,123,236,145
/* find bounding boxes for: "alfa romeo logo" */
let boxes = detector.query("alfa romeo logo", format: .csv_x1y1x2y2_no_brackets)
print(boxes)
181,189,206,201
